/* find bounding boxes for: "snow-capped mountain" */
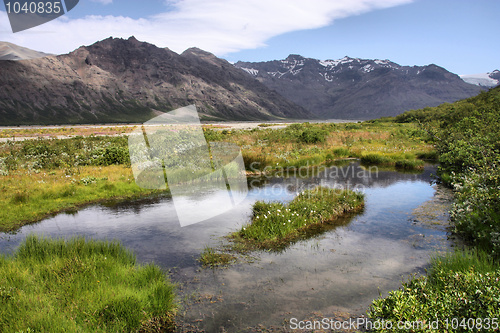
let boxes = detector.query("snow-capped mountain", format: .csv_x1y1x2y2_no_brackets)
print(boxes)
460,70,500,87
235,55,483,119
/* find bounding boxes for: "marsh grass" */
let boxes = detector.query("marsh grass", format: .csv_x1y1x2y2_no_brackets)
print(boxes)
0,126,135,139
225,122,433,173
233,186,364,250
199,246,237,267
429,248,500,278
0,235,176,333
360,152,424,170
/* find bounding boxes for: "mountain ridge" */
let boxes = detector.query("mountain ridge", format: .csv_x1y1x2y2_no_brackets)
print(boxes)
0,37,310,125
235,54,484,119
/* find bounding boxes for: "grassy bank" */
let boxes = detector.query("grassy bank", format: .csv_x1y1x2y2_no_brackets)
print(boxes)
0,165,163,232
0,235,177,332
0,136,167,231
369,86,500,330
0,125,135,139
232,186,364,250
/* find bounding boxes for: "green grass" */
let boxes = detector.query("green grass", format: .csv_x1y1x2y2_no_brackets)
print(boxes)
394,159,424,170
0,235,177,333
360,152,424,170
233,186,364,249
198,246,236,267
218,121,434,174
428,248,500,278
360,153,393,165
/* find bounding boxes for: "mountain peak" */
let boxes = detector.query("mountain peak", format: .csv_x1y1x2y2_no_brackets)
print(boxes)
286,54,304,60
127,36,141,45
182,47,215,57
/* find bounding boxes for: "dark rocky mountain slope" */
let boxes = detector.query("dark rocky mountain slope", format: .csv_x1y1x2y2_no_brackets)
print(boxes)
0,37,310,125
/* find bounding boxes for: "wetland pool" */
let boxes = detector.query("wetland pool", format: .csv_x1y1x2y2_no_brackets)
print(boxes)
0,162,454,332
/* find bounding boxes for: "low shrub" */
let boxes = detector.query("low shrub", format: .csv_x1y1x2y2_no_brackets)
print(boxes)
369,249,500,333
299,127,328,144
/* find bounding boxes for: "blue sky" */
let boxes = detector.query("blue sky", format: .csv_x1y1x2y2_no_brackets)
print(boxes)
1,0,498,74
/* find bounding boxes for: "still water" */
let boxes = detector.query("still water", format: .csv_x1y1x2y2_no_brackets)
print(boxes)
0,162,453,332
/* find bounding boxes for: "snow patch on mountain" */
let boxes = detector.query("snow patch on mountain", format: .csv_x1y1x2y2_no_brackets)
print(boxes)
240,67,259,76
460,72,499,87
319,59,340,67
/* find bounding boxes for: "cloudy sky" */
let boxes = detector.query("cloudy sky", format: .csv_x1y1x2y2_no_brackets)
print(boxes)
0,0,498,74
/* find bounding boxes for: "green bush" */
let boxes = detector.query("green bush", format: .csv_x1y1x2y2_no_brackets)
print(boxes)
299,127,328,144
93,146,130,166
1,137,132,170
332,147,350,157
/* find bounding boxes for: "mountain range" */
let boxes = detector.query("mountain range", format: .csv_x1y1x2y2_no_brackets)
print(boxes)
0,38,496,124
235,55,485,119
0,37,309,125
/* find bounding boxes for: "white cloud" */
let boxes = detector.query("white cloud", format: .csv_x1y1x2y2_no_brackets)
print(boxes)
0,0,412,56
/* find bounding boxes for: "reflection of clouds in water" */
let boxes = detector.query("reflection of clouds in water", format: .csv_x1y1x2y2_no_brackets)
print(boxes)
187,231,435,329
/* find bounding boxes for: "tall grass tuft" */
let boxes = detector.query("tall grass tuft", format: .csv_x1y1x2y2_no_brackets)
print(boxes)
429,248,500,278
360,153,393,165
0,235,177,333
199,246,236,267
